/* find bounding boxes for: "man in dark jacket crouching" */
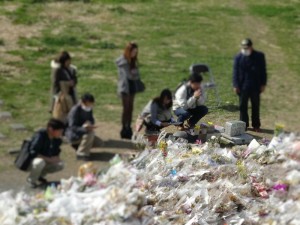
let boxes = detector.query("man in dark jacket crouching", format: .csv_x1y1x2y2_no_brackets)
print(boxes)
66,93,98,161
27,118,65,188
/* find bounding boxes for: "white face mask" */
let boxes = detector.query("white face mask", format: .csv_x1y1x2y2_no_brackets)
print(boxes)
241,48,251,56
81,105,92,112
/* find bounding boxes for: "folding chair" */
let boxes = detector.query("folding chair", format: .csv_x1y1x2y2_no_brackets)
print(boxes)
189,64,221,107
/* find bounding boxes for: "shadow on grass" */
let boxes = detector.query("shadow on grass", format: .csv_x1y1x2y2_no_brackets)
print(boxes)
219,103,239,112
90,152,115,162
246,128,274,143
92,136,134,150
260,128,274,135
102,139,135,149
248,128,274,135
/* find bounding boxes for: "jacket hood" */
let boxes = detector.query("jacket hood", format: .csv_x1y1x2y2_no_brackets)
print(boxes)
115,55,128,66
51,60,60,69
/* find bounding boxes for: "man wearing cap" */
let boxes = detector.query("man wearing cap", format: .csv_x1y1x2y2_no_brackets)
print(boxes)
233,38,267,132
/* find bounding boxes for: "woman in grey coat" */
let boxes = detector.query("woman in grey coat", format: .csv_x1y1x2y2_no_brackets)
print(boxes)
139,89,176,132
116,42,141,139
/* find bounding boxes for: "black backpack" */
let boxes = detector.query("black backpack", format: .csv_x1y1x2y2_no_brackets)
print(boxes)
173,79,187,99
14,139,33,171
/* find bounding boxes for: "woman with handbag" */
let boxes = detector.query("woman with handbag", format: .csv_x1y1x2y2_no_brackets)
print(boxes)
50,51,78,116
116,42,145,139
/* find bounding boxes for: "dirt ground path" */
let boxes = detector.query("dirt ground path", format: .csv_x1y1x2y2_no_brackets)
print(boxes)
0,121,141,193
0,118,276,195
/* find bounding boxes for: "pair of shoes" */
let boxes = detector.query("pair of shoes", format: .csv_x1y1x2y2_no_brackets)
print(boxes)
38,177,48,184
253,127,261,133
26,177,38,188
120,127,133,139
76,155,91,161
185,120,195,129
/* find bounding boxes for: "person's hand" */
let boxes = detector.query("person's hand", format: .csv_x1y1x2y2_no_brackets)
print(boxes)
233,87,240,95
83,121,95,131
194,89,201,98
161,122,170,127
69,80,75,87
260,85,266,93
85,124,96,131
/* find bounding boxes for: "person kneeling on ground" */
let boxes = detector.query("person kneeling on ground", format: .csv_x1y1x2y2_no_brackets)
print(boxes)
173,73,208,130
26,118,65,188
66,93,97,161
137,89,177,133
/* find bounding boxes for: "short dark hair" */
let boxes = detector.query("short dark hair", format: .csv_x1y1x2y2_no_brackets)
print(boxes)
81,93,95,103
47,118,65,130
56,51,71,67
189,73,203,83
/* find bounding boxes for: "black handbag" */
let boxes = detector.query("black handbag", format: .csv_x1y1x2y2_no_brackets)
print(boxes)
135,79,145,93
14,139,33,171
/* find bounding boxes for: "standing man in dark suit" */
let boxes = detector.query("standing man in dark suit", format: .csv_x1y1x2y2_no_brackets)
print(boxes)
233,38,267,132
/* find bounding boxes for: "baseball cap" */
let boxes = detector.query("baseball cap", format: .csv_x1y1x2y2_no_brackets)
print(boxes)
241,38,253,47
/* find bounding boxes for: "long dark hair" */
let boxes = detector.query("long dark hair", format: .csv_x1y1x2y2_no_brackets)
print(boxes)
56,51,71,68
123,42,138,69
153,89,173,109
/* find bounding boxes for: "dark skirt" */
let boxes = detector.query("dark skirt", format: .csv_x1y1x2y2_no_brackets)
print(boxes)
128,79,136,94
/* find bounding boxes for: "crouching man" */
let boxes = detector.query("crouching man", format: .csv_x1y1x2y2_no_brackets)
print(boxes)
27,118,65,188
66,93,97,161
173,73,208,130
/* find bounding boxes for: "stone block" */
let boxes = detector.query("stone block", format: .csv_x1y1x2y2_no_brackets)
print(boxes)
0,111,12,120
10,123,26,131
221,133,253,145
225,121,246,137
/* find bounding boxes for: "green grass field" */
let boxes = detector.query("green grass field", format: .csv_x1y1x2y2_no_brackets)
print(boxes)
0,0,299,153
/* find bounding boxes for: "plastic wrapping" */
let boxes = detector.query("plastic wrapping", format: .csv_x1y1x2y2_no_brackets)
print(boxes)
1,133,300,224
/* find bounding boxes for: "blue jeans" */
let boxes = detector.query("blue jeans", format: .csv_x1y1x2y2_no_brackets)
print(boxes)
174,106,208,126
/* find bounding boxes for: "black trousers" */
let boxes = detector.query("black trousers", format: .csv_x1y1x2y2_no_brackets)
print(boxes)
174,106,208,127
239,90,261,128
121,93,135,128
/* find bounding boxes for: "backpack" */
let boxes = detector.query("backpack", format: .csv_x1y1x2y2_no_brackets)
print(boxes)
173,79,187,99
14,139,33,171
